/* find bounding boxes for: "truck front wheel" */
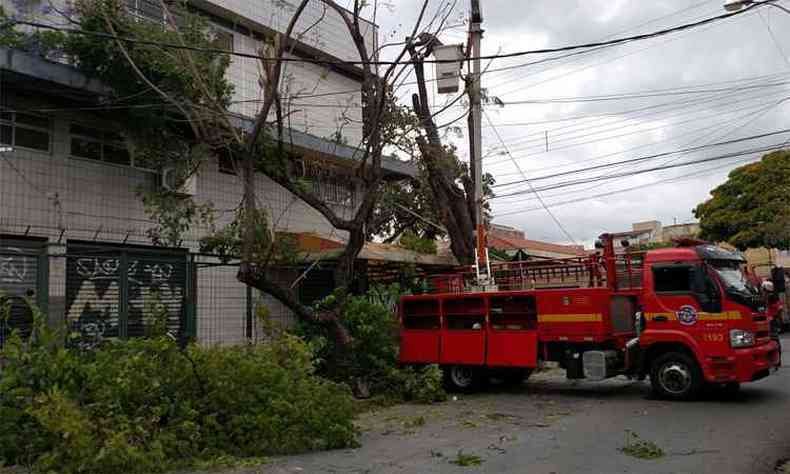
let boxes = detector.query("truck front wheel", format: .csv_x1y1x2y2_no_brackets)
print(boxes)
650,352,703,401
443,365,483,393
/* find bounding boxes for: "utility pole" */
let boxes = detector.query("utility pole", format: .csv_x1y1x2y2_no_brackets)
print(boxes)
469,0,492,287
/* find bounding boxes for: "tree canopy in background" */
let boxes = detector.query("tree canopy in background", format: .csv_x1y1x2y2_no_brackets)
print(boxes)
694,150,790,250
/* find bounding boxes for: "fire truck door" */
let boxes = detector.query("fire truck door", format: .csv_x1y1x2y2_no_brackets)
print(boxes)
643,264,707,339
486,296,538,367
439,298,486,365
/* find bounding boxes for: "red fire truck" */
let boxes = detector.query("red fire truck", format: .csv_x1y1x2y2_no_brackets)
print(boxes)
398,235,781,400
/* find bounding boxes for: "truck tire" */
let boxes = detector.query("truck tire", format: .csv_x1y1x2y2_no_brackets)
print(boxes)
443,365,483,393
650,352,703,401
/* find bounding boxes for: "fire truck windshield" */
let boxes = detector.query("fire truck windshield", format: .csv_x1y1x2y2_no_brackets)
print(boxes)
708,260,762,310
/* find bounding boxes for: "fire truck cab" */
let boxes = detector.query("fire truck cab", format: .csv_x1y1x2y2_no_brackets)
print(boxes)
398,235,781,400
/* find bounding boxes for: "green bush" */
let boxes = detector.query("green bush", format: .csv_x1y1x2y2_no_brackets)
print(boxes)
383,365,448,404
296,286,447,404
0,301,357,474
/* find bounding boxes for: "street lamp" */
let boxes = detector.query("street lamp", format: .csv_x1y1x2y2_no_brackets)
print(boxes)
724,0,790,14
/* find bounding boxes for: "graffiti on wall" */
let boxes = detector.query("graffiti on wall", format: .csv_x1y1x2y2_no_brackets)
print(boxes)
0,248,31,284
0,246,39,346
65,252,185,344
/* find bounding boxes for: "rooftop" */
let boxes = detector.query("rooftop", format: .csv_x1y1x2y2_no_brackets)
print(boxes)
488,234,587,257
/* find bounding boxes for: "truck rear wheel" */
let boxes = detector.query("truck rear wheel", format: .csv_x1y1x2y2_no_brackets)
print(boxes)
650,352,703,401
443,365,483,393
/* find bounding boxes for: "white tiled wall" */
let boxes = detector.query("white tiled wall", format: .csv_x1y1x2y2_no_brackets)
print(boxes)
0,114,353,245
209,0,376,64
226,33,364,145
0,103,356,343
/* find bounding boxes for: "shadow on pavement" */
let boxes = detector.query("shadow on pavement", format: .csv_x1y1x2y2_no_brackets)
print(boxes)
474,372,788,405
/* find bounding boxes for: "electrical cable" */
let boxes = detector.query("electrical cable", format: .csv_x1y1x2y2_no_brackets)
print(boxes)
8,1,770,67
491,93,787,183
491,141,788,200
492,127,790,190
485,89,790,165
483,109,578,244
492,155,758,217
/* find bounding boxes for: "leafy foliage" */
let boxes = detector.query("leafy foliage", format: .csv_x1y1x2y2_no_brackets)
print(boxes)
400,231,438,255
0,300,357,474
619,430,664,460
371,162,496,244
450,450,484,467
141,189,215,247
295,286,447,403
694,150,790,250
199,208,301,265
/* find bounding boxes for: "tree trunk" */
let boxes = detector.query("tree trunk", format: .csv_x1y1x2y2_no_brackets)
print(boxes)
237,264,351,345
409,45,476,265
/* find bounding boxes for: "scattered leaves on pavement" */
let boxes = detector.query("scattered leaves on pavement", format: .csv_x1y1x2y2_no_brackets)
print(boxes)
619,430,665,460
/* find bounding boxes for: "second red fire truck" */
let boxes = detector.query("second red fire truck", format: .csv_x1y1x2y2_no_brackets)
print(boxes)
398,235,781,400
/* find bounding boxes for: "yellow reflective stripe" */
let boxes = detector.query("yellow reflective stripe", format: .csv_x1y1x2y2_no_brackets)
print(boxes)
699,311,741,321
644,311,742,321
538,313,603,323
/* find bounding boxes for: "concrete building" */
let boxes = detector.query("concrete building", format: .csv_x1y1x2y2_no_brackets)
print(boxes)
0,1,413,346
488,225,587,260
610,220,701,250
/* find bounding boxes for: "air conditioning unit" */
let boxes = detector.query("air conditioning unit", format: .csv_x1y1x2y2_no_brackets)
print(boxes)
161,167,198,196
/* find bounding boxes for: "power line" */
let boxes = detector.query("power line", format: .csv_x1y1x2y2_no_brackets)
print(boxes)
502,93,790,205
498,79,790,105
481,1,721,93
492,155,757,218
484,83,790,156
485,90,789,165
487,3,740,98
492,127,790,190
9,2,769,67
491,140,788,200
491,95,785,184
483,110,578,244
479,71,790,130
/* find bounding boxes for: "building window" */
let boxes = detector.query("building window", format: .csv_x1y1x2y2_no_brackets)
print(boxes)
125,0,166,23
295,159,356,208
212,30,233,52
0,111,51,152
69,124,131,166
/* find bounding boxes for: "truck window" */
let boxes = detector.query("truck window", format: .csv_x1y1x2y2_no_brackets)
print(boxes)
653,265,694,293
490,295,537,330
446,315,485,330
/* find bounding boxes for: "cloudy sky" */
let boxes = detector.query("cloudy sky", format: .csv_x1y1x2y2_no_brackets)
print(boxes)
354,0,790,246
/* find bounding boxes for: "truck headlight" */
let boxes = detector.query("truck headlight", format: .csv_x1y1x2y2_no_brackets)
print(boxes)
730,329,755,348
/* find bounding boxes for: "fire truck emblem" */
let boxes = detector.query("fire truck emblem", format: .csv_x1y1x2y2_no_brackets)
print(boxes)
676,305,698,326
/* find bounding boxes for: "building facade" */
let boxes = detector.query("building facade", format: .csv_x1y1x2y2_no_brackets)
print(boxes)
0,0,411,346
488,225,588,260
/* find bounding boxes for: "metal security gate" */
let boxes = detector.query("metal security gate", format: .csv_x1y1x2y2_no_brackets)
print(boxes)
0,238,46,346
65,243,192,344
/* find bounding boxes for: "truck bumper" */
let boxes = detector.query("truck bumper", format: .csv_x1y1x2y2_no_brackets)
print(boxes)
705,341,781,383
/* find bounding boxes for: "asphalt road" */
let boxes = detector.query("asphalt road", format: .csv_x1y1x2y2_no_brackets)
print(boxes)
219,334,790,474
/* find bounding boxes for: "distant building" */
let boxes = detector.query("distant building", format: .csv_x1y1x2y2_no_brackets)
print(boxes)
661,222,702,242
610,220,700,250
488,225,587,260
